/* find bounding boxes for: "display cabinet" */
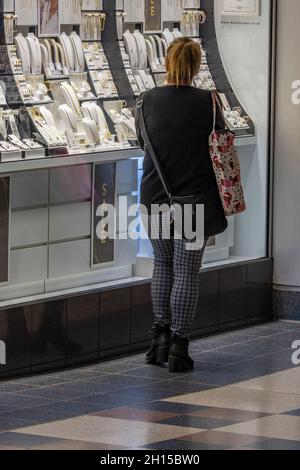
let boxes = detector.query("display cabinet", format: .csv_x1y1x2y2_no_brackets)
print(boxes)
0,0,274,379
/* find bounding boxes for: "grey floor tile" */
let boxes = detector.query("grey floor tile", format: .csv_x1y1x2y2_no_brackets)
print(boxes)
0,432,66,449
0,393,62,409
78,362,142,375
0,383,39,394
0,418,38,433
143,439,229,450
82,374,162,388
18,400,111,417
14,381,115,401
158,415,235,430
134,401,208,414
10,374,88,387
244,438,300,450
69,393,143,409
133,380,213,396
193,351,247,365
171,372,243,387
283,409,300,417
0,407,73,424
120,366,185,380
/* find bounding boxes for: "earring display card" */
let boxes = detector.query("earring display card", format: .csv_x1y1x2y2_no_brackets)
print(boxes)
0,177,10,284
0,46,22,75
1,76,23,105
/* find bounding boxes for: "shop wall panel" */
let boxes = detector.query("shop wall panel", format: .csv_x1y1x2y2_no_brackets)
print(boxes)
162,0,182,22
10,208,49,248
10,170,49,209
48,239,91,278
247,259,273,321
31,300,67,366
67,294,100,357
124,0,145,23
0,306,31,376
116,159,138,194
15,0,38,25
0,177,9,285
100,287,131,351
49,202,91,242
1,0,14,13
131,283,153,344
82,0,104,10
273,0,300,288
115,238,137,267
219,265,247,324
192,270,219,336
10,246,48,285
49,165,92,204
116,194,138,235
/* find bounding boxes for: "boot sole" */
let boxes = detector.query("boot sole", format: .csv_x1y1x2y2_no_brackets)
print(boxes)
169,356,194,373
146,346,169,365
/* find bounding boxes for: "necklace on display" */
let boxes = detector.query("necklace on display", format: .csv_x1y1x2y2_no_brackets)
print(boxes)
59,33,75,71
50,40,62,72
82,117,100,145
15,34,31,74
56,43,69,75
43,39,55,71
123,31,138,70
60,82,81,116
59,104,77,132
133,31,147,70
70,32,85,72
39,106,56,129
26,34,42,74
154,36,165,66
40,43,53,77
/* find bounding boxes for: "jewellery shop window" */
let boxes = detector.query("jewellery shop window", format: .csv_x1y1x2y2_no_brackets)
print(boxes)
119,0,272,274
0,0,272,303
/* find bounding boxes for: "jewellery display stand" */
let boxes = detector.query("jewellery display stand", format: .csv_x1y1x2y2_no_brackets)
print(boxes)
0,0,274,380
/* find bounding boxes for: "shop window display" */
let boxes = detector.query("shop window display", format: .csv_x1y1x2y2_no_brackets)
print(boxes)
0,0,272,303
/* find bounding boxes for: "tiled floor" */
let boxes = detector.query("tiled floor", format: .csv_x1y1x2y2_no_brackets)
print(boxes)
1,320,300,450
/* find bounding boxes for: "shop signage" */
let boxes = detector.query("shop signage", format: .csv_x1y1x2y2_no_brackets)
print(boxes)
221,0,260,16
0,177,10,284
92,163,116,267
145,0,162,33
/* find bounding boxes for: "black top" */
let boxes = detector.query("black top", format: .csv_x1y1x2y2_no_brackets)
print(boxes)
135,85,228,238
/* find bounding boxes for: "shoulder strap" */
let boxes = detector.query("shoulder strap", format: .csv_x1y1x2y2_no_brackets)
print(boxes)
211,91,227,131
137,98,172,201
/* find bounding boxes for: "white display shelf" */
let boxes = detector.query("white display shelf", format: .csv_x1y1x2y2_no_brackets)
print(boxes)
0,147,143,174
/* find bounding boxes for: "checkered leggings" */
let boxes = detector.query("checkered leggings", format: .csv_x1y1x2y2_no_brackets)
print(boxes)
147,215,207,338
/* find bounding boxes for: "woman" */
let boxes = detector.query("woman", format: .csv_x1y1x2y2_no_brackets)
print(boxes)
136,37,227,373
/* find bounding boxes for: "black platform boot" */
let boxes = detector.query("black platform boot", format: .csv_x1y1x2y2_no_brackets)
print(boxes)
146,324,171,365
169,336,194,373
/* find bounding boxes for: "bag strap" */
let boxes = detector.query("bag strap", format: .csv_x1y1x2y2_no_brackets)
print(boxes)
137,98,173,202
211,91,227,131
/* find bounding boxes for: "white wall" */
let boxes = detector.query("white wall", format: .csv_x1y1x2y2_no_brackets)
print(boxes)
273,0,300,289
215,0,271,259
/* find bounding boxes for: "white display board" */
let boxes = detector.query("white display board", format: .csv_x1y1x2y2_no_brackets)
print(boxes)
221,0,260,16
